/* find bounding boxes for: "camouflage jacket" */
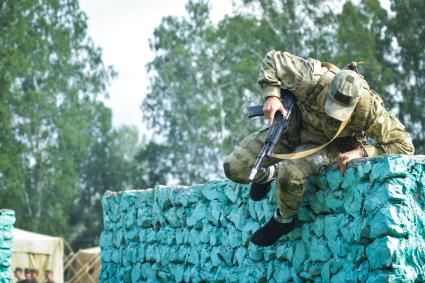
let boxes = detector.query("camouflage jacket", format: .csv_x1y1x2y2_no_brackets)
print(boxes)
258,50,414,156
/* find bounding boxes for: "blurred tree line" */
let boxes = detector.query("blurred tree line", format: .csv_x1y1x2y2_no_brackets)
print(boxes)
0,0,423,249
0,0,148,249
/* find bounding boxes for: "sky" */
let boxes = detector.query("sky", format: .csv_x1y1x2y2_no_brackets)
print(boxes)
80,0,233,135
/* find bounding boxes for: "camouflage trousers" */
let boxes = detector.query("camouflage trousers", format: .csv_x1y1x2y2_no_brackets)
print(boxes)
223,110,341,220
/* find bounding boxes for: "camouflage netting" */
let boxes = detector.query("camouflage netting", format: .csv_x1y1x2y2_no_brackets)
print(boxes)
100,155,425,282
0,210,15,283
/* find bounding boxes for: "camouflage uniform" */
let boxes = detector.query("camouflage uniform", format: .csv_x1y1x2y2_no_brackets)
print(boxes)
223,50,414,220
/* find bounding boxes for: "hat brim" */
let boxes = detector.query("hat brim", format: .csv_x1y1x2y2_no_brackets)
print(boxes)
325,90,359,121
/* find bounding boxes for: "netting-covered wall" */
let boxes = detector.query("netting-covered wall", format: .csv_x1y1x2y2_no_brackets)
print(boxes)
100,156,425,282
0,210,15,283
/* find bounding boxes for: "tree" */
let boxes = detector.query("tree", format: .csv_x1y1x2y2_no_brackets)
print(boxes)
132,141,169,189
70,125,141,248
0,0,115,241
142,0,221,184
388,0,425,152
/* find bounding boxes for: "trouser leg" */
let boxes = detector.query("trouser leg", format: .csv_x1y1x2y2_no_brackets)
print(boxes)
223,105,302,184
275,144,339,221
222,128,290,184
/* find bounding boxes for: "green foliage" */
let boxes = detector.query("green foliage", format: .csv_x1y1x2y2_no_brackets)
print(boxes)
132,141,168,188
388,0,425,152
70,125,141,247
142,0,222,184
0,0,137,249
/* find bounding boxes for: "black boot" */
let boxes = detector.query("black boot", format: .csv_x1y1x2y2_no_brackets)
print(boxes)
251,214,295,246
249,180,273,201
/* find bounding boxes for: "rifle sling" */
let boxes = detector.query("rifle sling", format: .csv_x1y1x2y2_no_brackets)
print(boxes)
270,118,349,160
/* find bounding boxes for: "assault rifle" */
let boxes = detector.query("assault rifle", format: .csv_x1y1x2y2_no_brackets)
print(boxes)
245,91,297,181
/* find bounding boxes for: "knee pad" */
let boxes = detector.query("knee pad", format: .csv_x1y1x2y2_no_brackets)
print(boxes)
222,160,249,184
223,161,233,180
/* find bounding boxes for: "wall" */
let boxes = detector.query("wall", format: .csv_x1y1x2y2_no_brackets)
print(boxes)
0,210,15,283
100,155,425,282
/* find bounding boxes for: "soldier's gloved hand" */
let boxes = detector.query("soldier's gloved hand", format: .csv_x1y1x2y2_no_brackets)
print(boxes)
336,147,364,176
263,96,287,125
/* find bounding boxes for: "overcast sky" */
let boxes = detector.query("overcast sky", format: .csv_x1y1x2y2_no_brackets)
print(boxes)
80,0,233,135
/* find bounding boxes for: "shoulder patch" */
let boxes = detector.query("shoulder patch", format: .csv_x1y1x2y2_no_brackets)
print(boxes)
345,75,354,83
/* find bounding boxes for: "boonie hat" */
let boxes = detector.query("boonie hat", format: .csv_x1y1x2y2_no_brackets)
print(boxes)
325,70,366,121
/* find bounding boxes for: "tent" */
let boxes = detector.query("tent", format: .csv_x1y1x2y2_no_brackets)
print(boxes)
65,247,100,283
11,228,63,283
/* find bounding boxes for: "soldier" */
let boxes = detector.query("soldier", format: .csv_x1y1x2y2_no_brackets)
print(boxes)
223,50,414,246
44,270,55,283
29,269,39,283
21,268,31,283
13,267,24,283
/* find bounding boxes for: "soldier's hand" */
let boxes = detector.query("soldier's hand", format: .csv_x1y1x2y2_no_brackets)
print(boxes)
336,147,364,176
263,96,287,125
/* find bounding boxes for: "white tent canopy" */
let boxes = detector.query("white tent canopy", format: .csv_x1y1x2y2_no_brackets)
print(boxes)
11,228,63,283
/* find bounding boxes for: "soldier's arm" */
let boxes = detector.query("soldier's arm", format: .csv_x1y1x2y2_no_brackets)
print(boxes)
361,95,414,157
257,50,323,99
